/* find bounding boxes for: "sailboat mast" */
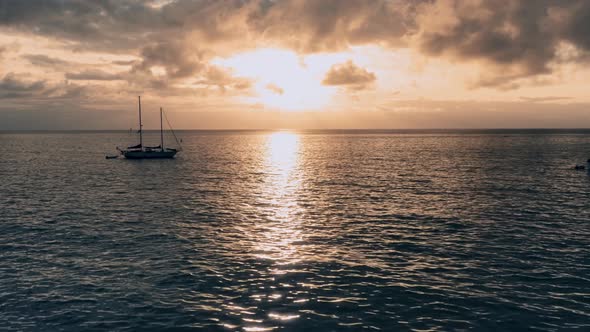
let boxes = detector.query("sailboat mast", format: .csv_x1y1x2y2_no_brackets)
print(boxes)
138,96,143,147
160,107,164,150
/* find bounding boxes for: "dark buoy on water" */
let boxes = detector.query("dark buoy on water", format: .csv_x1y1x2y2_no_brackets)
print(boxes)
573,159,590,170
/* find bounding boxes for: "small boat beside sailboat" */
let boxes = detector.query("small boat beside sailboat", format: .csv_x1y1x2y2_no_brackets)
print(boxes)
117,96,181,159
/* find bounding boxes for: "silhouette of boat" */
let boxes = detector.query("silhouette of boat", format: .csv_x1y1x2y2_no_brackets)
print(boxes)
118,96,180,159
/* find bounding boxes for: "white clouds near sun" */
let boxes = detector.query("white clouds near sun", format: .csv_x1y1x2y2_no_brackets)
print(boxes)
213,48,338,111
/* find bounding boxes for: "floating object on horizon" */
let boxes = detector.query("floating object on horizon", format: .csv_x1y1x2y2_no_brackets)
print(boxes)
116,96,182,159
573,159,590,170
105,155,118,159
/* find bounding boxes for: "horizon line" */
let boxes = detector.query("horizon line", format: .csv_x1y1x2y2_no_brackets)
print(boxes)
3,128,590,132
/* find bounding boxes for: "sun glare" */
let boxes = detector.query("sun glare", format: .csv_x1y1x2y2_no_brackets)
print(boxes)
214,48,342,111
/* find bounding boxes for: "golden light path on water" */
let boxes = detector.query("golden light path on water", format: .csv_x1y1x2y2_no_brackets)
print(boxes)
259,132,302,230
242,132,304,331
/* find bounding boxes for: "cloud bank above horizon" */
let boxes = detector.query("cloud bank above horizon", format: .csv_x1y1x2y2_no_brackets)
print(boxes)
1,0,589,129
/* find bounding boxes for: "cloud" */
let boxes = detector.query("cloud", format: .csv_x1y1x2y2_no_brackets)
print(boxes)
246,0,413,53
519,96,573,103
2,1,589,84
0,74,46,98
0,73,94,101
132,41,204,79
1,1,589,58
322,60,376,90
552,1,590,52
124,41,255,95
0,43,15,66
23,54,71,67
65,70,125,81
112,59,137,66
0,0,413,53
24,54,113,76
0,0,166,51
414,0,590,86
1,0,590,114
193,66,254,93
266,83,284,95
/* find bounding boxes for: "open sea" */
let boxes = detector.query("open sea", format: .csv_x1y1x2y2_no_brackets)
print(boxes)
1,129,589,331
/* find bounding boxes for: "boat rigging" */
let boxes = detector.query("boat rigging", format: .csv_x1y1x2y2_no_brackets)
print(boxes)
116,96,181,159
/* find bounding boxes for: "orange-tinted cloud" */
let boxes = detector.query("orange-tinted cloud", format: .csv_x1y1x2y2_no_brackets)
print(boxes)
322,60,376,90
266,83,284,95
65,70,125,81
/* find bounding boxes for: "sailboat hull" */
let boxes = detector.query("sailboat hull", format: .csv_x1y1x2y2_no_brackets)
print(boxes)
123,149,177,159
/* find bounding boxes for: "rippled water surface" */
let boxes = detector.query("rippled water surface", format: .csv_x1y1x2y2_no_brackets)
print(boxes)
1,130,590,331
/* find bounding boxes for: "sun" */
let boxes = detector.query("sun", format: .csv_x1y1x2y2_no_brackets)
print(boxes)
214,48,339,111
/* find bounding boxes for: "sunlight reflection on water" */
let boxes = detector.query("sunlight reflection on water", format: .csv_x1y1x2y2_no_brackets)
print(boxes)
252,132,304,262
263,132,302,223
240,132,306,330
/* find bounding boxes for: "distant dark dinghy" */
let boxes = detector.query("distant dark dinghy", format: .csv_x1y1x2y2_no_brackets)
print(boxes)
117,96,182,160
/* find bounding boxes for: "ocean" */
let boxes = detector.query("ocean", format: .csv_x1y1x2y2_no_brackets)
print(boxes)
1,130,589,331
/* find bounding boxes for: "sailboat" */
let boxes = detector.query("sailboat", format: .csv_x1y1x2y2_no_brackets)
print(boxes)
118,96,180,159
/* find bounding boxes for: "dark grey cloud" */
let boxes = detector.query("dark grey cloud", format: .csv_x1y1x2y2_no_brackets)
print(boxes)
0,73,93,100
23,54,71,67
246,0,413,53
1,0,589,56
416,0,590,86
420,2,548,69
132,41,204,79
557,1,590,51
322,60,376,90
0,74,46,98
0,0,166,51
0,0,413,53
112,59,137,66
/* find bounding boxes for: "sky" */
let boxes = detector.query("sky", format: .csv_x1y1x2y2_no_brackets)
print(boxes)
0,0,589,130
